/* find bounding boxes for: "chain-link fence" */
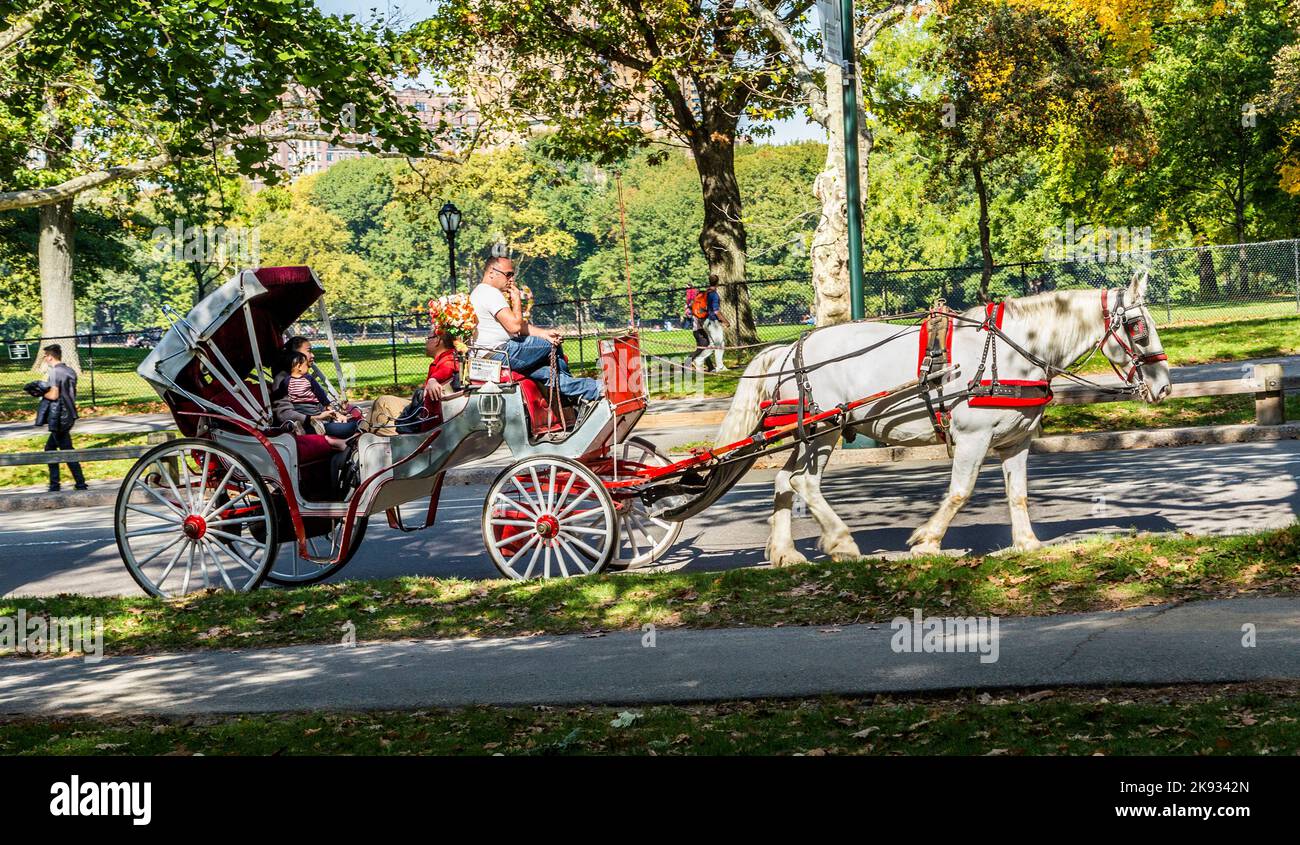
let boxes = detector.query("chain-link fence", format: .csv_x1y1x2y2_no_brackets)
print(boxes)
4,238,1298,414
862,239,1300,323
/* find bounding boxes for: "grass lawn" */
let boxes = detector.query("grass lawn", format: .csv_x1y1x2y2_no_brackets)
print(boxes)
2,682,1296,755
0,432,170,488
4,525,1297,656
1042,393,1300,434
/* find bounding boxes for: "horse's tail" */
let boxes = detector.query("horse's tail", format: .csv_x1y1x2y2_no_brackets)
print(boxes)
714,344,788,445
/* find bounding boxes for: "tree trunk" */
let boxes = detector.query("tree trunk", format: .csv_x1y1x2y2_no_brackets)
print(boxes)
1189,222,1219,300
810,62,872,328
1235,200,1248,297
1196,248,1219,301
693,131,757,346
38,198,79,371
972,155,994,304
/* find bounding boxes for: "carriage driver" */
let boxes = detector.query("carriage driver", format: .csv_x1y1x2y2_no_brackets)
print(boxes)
470,256,603,404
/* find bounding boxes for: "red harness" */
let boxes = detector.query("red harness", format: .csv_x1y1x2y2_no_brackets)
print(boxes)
966,301,1053,408
758,397,813,429
914,302,1052,413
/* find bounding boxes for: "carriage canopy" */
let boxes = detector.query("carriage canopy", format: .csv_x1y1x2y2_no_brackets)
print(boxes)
137,266,326,435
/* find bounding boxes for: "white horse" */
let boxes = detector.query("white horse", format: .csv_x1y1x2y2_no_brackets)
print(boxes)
716,271,1173,564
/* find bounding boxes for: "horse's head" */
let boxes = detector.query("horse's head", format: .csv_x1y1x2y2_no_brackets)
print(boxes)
1099,269,1171,403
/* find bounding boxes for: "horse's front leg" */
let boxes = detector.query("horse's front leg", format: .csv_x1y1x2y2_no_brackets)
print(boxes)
908,429,993,556
996,439,1040,552
790,431,861,561
766,448,808,567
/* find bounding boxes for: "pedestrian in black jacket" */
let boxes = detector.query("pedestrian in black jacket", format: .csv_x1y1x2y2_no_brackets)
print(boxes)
36,344,86,492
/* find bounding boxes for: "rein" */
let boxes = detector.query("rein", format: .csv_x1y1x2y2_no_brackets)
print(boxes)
751,288,1167,413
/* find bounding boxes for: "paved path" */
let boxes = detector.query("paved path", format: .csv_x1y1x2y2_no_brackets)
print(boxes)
3,438,1298,598
1,597,1296,714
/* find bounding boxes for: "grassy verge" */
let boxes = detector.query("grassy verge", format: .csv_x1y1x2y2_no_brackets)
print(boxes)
4,526,1297,657
1042,393,1300,435
2,682,1296,755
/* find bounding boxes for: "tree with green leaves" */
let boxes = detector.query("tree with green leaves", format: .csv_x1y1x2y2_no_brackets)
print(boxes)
1,0,438,366
892,0,1140,301
413,0,814,344
1137,1,1294,268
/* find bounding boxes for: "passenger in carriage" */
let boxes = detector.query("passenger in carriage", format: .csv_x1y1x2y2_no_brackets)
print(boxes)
271,351,360,450
470,255,603,404
366,330,459,435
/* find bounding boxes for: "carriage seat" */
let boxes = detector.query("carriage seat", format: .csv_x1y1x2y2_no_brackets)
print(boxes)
469,370,566,436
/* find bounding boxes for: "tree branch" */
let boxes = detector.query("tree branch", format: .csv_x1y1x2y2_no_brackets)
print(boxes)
859,2,909,47
0,0,51,56
0,130,460,212
746,0,829,127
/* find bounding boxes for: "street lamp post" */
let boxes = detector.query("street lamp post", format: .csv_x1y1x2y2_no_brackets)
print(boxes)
438,201,463,293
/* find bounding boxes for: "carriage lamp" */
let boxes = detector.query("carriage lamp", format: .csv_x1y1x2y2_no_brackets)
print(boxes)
438,201,463,293
477,380,504,435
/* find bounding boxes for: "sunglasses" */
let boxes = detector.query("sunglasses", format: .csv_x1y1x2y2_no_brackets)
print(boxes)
493,267,516,280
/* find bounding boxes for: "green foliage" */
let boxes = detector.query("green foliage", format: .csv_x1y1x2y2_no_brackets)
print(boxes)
1128,0,1298,243
3,0,432,198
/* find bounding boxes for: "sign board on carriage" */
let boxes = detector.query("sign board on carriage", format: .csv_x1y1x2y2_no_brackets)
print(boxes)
816,0,845,68
466,355,503,384
7,342,30,361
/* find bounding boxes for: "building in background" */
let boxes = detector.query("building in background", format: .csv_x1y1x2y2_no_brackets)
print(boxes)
263,85,480,179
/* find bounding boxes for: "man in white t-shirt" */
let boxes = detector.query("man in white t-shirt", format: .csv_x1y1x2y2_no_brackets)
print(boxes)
469,256,602,402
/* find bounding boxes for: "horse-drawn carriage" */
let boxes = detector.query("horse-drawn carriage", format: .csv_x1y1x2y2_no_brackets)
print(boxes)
113,266,698,597
114,265,1170,597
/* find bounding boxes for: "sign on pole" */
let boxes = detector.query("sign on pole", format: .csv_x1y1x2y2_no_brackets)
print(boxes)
816,0,845,68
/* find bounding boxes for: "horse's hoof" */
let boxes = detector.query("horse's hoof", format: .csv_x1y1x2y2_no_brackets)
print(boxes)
769,550,809,568
825,541,863,562
1012,538,1042,553
910,541,942,557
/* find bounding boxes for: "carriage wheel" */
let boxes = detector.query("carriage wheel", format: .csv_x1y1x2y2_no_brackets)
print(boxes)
605,437,685,571
114,438,277,598
265,516,369,586
483,456,619,580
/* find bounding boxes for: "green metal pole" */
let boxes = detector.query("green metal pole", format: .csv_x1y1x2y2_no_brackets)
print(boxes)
840,0,866,320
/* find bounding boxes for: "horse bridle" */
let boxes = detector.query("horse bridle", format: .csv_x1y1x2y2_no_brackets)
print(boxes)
1100,287,1167,389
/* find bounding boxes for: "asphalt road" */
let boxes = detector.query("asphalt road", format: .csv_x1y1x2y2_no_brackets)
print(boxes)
3,438,1299,598
2,597,1296,713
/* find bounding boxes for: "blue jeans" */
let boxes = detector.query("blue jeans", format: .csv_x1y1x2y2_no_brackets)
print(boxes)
502,335,602,402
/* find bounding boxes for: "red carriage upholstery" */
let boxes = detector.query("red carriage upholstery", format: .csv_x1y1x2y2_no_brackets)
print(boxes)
469,370,565,436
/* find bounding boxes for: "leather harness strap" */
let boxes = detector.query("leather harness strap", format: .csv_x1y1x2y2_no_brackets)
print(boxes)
917,304,955,449
1101,288,1168,383
792,331,821,445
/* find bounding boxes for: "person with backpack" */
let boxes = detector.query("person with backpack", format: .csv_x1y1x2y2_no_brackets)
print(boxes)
690,275,728,372
683,286,712,372
32,344,87,493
